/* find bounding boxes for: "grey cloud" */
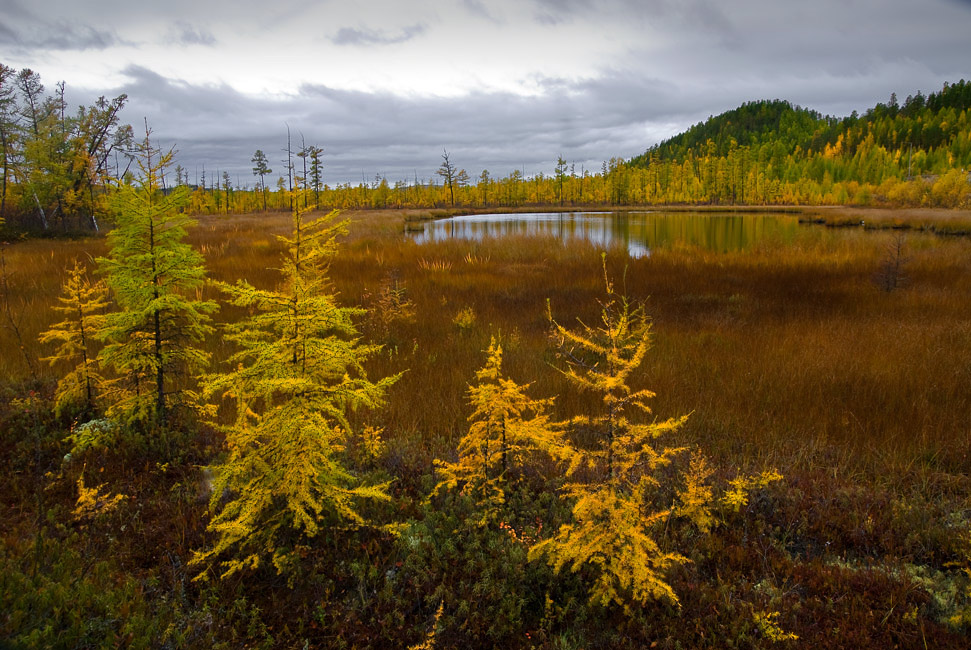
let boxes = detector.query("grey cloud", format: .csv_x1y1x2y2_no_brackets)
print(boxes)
91,61,961,190
166,21,217,47
0,1,125,51
331,23,427,46
116,65,255,125
0,22,21,45
461,0,502,23
50,0,971,188
531,0,734,33
0,20,123,51
100,65,719,188
533,0,590,14
0,0,41,21
532,0,591,25
677,0,738,47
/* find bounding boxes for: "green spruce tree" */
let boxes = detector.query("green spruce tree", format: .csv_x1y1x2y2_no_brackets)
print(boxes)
96,126,216,427
194,202,397,579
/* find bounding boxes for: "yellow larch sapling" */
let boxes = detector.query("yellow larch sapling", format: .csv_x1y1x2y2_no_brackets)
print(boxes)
435,336,564,514
529,261,690,611
38,260,109,419
193,201,398,579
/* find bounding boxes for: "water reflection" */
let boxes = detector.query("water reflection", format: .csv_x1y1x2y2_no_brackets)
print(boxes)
408,211,801,257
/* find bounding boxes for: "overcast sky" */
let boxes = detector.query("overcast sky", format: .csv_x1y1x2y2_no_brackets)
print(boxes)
3,0,970,187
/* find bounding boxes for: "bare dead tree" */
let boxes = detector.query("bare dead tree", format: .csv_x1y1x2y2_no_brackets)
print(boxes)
437,148,456,207
874,232,909,292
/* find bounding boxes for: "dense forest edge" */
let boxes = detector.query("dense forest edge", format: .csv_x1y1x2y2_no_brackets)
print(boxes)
2,65,971,649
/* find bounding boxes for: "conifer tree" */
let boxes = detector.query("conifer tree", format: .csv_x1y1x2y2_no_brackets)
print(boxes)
194,202,397,579
435,337,562,511
38,260,109,418
97,127,216,426
529,261,690,611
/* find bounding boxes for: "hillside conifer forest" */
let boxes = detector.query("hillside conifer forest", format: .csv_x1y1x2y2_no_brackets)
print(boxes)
2,64,971,648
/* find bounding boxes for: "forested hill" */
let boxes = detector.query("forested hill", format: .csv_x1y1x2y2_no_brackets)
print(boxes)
632,80,971,166
623,80,971,207
630,100,835,163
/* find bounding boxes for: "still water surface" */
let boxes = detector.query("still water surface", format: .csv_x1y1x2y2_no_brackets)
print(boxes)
408,211,803,257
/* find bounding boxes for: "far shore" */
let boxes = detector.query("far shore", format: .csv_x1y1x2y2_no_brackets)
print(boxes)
394,203,971,235
6,204,971,241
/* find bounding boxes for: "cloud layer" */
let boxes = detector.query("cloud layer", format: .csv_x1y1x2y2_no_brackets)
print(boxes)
5,0,971,185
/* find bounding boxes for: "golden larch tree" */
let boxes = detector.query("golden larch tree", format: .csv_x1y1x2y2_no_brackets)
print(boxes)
38,260,109,418
529,262,690,611
435,336,563,511
194,203,397,579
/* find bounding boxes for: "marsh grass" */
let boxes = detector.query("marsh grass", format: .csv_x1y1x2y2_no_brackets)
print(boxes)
807,206,971,235
0,237,107,382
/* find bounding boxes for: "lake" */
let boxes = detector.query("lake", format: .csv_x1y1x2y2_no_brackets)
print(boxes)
407,211,804,257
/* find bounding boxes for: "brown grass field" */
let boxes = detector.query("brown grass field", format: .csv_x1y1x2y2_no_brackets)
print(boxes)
3,207,971,647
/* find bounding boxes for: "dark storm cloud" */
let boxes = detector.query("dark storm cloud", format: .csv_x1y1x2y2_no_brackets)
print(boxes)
166,21,217,47
331,24,427,47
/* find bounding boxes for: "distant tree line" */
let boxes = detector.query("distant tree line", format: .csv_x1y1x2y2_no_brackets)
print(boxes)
3,65,970,232
0,64,133,231
156,80,971,214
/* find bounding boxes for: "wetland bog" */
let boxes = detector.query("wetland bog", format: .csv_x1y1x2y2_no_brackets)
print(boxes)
4,206,971,648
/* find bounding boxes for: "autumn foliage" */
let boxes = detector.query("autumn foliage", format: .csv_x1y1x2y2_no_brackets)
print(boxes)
193,204,397,579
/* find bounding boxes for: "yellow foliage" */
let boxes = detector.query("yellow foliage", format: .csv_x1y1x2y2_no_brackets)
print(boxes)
530,481,686,611
73,473,126,523
753,610,799,642
193,201,397,580
361,425,386,463
452,306,476,330
408,601,444,650
675,451,717,534
435,337,565,514
38,260,109,418
722,470,783,512
534,261,690,609
823,134,844,159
